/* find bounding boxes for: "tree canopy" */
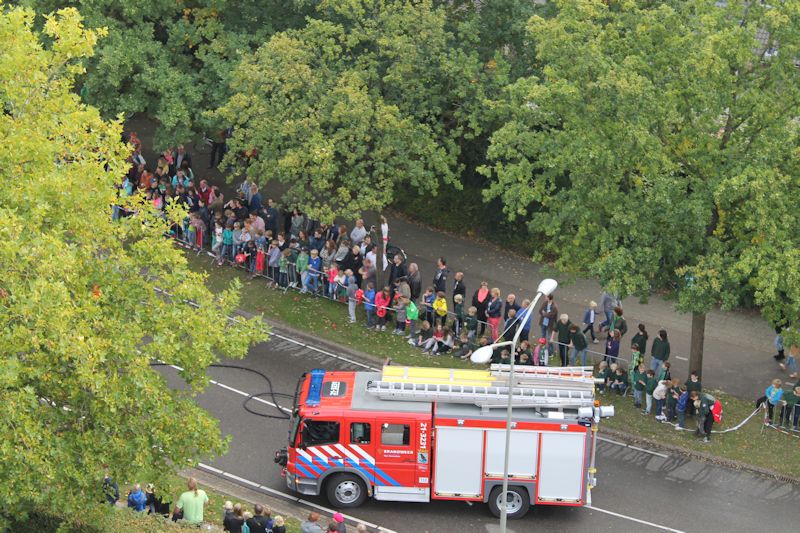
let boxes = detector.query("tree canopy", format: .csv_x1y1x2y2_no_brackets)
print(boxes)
0,4,266,522
480,0,800,368
217,0,503,223
17,0,310,148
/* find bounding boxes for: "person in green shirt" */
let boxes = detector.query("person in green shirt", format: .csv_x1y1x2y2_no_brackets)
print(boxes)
552,314,574,366
631,363,646,408
605,306,628,338
278,249,290,288
174,478,208,524
569,324,588,366
690,391,716,443
779,385,800,429
684,370,702,416
610,366,628,395
665,378,681,422
296,248,309,287
453,294,465,336
657,361,671,382
516,339,533,364
594,361,610,394
650,329,670,374
464,306,478,340
629,344,643,384
644,370,658,415
406,298,419,338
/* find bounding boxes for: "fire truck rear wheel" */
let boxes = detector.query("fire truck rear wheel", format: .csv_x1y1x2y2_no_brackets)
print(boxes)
326,474,367,508
487,485,530,519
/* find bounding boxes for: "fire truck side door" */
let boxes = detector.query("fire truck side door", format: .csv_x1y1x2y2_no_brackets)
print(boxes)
375,420,418,489
346,421,376,484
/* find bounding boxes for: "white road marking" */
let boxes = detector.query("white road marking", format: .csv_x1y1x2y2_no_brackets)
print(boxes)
156,290,680,531
675,356,689,361
196,463,398,533
597,436,669,458
163,362,291,413
153,286,380,371
585,505,685,532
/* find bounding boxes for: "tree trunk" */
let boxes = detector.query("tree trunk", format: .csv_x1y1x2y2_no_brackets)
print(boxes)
689,312,706,379
375,212,386,290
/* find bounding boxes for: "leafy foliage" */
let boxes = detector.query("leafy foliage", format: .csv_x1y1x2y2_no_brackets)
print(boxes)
0,5,267,522
217,0,504,223
481,0,800,333
16,0,311,148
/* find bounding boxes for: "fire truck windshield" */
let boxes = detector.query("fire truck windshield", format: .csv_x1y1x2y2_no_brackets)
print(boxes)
288,412,301,446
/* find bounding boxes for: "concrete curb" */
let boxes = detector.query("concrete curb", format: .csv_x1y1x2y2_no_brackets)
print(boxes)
598,426,800,485
232,307,800,486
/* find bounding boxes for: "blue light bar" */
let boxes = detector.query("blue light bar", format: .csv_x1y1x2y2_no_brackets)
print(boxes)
305,369,326,407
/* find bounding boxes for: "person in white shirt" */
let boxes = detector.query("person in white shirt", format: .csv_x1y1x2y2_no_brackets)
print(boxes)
350,218,367,245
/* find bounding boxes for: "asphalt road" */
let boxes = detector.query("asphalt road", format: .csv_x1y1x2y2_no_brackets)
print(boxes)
156,328,799,533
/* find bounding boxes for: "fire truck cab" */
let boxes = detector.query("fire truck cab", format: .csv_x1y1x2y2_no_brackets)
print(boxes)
275,365,613,519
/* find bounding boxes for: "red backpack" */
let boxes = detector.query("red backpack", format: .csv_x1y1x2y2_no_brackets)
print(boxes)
711,399,723,423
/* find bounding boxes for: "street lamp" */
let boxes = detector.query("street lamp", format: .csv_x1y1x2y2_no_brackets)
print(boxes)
470,278,558,532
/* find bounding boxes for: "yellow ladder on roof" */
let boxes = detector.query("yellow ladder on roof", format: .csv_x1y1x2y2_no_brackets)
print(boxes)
380,366,494,387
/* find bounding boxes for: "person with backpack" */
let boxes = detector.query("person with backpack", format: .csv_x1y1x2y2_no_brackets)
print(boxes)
690,390,718,443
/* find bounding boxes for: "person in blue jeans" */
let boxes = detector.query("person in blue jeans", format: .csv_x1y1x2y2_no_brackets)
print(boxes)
569,324,588,366
363,282,376,328
302,249,322,294
674,386,689,429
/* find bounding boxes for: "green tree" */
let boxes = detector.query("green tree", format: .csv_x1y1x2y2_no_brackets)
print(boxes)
217,0,498,224
0,5,266,523
481,0,800,376
17,0,311,148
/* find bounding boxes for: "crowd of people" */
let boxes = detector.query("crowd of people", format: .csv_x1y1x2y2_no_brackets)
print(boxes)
116,137,797,460
221,500,286,533
102,474,376,532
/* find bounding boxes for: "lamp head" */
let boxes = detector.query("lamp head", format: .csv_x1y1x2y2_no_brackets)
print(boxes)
537,278,558,296
470,345,495,365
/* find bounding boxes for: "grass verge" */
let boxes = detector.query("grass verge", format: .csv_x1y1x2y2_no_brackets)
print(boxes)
187,253,474,369
600,390,799,478
188,251,800,480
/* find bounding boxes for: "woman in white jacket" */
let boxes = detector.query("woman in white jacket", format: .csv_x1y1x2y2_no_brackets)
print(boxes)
653,380,670,422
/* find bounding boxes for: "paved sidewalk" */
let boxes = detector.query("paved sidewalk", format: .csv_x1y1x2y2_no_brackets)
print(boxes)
385,211,783,398
128,116,788,399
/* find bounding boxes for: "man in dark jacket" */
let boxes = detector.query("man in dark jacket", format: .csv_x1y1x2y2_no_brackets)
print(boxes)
538,295,558,341
432,257,448,294
452,271,466,306
246,503,273,532
503,293,521,323
263,198,279,236
407,263,422,301
102,472,119,505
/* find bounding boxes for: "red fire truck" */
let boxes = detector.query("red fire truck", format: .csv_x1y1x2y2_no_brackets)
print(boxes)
274,364,613,519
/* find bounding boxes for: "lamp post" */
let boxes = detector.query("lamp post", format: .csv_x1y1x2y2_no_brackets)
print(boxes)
470,278,558,532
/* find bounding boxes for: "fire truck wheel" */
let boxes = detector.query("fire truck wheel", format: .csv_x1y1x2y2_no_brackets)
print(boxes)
487,485,530,519
326,474,367,508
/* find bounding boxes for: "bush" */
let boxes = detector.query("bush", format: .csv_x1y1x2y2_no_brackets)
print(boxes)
5,506,217,533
